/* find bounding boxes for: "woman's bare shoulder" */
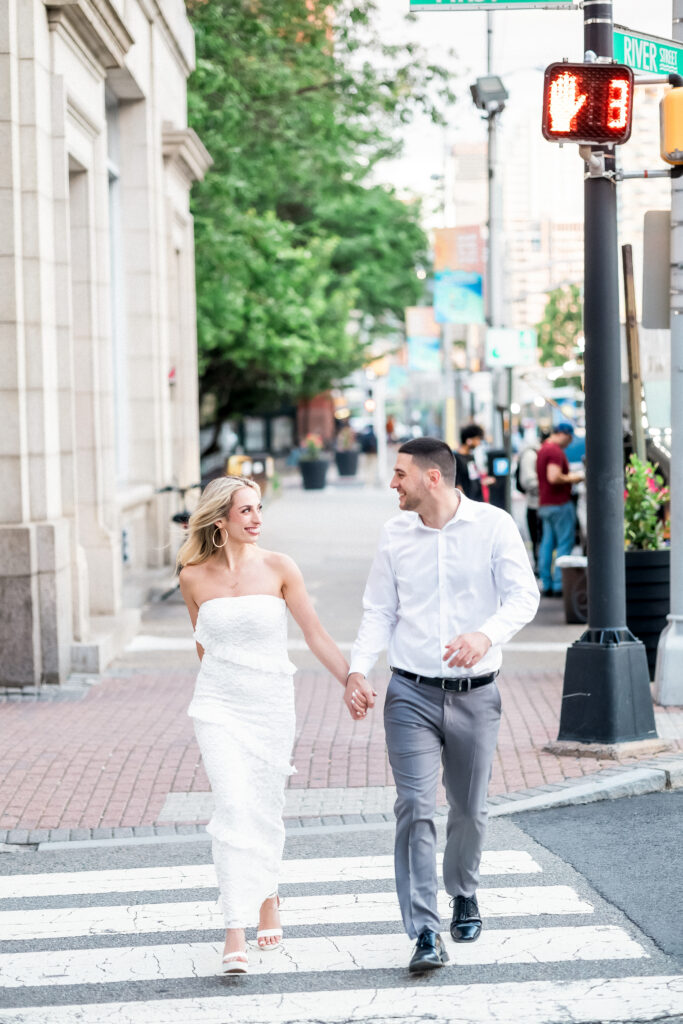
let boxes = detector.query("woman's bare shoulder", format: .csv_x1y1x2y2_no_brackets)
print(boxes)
261,549,298,573
179,562,204,581
178,561,210,597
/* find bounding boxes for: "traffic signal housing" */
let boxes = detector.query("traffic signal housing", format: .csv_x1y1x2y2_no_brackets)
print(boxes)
542,62,634,146
660,85,683,165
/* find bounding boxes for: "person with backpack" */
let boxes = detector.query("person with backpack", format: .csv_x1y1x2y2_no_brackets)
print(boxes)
515,432,547,575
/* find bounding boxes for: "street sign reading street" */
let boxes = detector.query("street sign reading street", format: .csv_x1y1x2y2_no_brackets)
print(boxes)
614,26,683,77
409,1,576,10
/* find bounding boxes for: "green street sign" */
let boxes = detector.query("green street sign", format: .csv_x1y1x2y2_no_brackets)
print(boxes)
614,26,683,77
409,1,576,10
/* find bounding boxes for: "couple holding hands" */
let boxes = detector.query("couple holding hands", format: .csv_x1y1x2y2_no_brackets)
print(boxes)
178,437,539,975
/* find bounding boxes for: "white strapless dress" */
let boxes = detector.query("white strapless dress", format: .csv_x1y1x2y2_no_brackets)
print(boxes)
188,595,296,929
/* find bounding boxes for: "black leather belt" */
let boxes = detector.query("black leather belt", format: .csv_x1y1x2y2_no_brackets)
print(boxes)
390,667,497,693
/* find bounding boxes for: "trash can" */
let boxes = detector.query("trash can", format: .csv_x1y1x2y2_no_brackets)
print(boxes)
486,449,510,510
556,554,588,624
226,453,274,494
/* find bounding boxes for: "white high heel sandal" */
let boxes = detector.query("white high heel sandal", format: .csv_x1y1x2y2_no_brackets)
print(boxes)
257,894,283,950
221,950,249,975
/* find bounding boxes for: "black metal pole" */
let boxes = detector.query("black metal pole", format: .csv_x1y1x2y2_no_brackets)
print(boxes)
557,0,656,744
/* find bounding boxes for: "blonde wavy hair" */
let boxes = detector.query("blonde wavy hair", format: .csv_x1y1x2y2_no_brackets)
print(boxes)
176,476,261,572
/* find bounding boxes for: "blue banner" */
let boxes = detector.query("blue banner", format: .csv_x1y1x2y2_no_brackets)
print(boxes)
434,270,484,324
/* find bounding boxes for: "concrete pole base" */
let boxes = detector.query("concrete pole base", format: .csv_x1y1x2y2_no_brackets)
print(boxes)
654,615,683,706
544,737,673,760
558,637,657,744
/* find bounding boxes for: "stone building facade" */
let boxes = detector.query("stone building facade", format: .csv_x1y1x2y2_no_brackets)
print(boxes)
0,0,211,686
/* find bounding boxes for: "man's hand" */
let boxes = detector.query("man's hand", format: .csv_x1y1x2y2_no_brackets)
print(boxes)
344,672,377,721
443,632,491,670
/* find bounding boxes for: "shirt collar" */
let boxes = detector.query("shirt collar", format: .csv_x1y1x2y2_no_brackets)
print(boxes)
409,491,478,531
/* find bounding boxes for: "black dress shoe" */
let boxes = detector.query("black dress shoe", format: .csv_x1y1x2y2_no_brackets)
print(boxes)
408,929,449,973
450,894,482,942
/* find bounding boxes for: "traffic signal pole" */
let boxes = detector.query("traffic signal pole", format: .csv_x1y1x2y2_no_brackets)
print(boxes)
557,0,657,744
655,0,683,705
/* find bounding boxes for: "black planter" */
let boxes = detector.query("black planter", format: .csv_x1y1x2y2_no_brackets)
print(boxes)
299,459,328,490
625,548,671,678
334,450,359,477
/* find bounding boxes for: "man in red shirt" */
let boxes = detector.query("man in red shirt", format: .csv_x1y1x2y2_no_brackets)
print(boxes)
536,423,584,596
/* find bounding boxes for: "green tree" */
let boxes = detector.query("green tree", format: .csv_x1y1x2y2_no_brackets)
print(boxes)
187,0,452,431
536,284,583,371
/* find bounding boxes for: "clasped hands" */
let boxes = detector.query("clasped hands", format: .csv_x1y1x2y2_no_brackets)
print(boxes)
344,632,491,721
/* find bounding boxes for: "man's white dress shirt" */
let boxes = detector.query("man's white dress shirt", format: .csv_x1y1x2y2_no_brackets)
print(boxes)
350,494,540,679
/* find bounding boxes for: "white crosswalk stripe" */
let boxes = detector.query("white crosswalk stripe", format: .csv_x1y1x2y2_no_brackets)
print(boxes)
1,848,682,1024
2,978,682,1024
0,926,645,987
0,885,593,940
0,850,540,900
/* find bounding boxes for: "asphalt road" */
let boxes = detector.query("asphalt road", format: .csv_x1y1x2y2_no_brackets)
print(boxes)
0,797,682,1022
514,790,683,958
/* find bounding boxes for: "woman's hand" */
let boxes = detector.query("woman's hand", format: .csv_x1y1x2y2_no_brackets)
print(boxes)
344,673,376,720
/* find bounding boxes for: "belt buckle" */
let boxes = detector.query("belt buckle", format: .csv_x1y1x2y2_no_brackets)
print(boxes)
459,677,472,693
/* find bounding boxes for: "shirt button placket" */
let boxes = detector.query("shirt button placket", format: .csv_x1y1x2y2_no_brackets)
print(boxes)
437,532,448,663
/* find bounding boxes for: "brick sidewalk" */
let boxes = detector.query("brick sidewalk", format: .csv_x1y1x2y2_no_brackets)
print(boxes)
1,665,680,835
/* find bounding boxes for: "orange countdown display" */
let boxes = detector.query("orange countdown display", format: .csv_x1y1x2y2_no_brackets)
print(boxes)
542,62,634,145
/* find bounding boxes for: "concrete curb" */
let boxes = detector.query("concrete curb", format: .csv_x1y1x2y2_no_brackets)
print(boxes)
0,756,680,853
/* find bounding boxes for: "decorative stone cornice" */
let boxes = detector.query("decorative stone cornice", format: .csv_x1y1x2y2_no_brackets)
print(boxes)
45,0,134,70
162,124,212,184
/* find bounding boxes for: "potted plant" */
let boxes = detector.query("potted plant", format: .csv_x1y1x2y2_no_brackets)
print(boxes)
623,454,671,677
298,432,328,490
334,425,360,478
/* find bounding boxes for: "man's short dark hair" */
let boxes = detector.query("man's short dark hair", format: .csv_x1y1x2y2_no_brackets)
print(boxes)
460,424,485,445
398,437,456,486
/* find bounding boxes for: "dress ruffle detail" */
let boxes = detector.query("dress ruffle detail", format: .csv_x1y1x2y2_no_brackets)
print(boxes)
192,629,297,676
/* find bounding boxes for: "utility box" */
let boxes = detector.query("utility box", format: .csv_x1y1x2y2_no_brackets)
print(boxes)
556,554,588,624
642,211,670,330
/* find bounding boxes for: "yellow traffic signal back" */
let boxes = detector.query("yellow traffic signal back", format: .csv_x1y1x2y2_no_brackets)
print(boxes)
660,86,683,165
542,62,634,146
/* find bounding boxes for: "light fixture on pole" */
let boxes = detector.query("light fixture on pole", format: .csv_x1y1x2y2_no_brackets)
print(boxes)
470,75,508,113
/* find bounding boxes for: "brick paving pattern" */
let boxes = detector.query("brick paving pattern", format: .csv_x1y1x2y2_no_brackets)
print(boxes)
1,666,680,833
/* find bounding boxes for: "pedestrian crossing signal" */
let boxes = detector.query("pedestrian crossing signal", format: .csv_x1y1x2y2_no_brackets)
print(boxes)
542,62,634,146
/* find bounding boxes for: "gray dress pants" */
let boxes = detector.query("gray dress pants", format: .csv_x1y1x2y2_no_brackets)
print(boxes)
383,670,502,939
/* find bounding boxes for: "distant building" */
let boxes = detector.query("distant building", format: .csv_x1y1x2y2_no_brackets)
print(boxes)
0,0,211,687
451,136,583,330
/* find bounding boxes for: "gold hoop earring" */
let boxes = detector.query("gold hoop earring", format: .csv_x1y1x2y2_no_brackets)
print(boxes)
213,527,227,549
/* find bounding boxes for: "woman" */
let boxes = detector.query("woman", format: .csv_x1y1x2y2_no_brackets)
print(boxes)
177,476,355,975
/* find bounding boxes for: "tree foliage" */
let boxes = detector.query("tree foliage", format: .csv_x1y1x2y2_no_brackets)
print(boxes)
186,0,454,424
536,284,583,369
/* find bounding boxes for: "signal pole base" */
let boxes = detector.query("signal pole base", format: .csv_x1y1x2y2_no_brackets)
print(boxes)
654,615,683,706
558,635,657,744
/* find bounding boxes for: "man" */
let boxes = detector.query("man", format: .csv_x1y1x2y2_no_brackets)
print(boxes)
345,438,539,973
453,424,493,502
516,431,548,575
536,422,584,597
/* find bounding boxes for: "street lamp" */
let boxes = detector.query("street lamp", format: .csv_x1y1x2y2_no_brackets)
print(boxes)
470,75,508,113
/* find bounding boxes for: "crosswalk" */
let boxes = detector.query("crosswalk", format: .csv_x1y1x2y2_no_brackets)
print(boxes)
1,846,682,1024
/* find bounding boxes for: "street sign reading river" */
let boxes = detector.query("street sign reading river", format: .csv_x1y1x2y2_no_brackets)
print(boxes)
614,26,683,77
409,1,576,10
